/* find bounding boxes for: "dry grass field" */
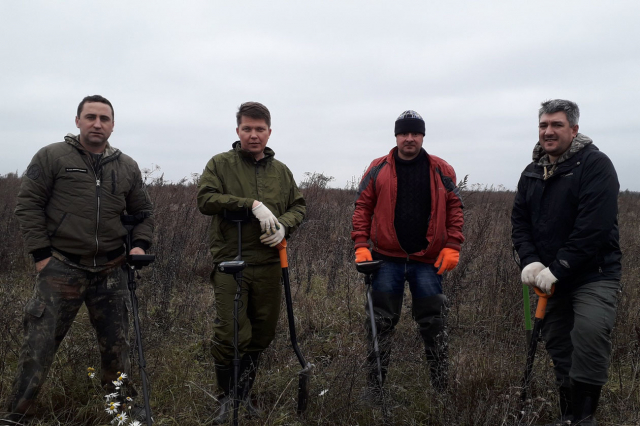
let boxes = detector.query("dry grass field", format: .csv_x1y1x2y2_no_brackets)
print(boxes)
1,171,639,425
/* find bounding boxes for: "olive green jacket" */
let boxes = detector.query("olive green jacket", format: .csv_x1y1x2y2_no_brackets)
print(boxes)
15,134,154,267
197,142,306,264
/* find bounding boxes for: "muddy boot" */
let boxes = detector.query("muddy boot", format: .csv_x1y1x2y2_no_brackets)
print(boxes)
413,294,449,393
544,385,573,425
571,380,601,426
239,352,262,417
212,365,232,425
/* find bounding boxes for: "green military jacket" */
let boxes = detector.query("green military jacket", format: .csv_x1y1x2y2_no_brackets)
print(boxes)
197,142,306,264
15,134,154,267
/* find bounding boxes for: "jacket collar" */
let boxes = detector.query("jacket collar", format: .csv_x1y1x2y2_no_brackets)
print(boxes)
386,146,428,164
232,140,275,162
532,133,593,167
64,133,119,158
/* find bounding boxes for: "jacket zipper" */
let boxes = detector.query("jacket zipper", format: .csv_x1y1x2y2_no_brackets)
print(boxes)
90,160,102,267
94,178,101,266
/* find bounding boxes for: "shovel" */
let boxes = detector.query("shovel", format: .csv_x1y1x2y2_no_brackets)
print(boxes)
276,239,313,414
521,285,554,401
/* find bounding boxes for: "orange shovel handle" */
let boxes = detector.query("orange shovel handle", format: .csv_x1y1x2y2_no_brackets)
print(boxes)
276,238,288,268
533,286,555,319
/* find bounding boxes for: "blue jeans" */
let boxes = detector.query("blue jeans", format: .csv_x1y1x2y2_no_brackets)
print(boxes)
365,261,448,388
372,261,442,298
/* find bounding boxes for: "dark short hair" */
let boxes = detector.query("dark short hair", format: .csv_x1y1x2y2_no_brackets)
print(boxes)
77,95,114,119
539,99,579,126
236,102,271,127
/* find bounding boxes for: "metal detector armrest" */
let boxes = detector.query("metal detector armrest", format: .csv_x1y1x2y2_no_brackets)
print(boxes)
223,208,252,222
218,260,246,274
356,260,383,274
127,254,156,269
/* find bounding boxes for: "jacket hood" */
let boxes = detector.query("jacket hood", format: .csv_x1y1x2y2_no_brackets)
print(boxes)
231,140,275,161
64,133,119,158
532,133,593,166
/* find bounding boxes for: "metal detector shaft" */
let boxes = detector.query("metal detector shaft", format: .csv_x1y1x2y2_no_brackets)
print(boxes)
217,209,250,426
122,213,154,426
521,286,554,401
127,269,153,426
366,282,384,386
355,260,384,388
276,239,312,414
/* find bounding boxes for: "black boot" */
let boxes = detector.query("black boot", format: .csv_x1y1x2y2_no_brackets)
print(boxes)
212,365,232,425
239,352,262,417
571,380,601,425
413,294,449,393
544,385,573,426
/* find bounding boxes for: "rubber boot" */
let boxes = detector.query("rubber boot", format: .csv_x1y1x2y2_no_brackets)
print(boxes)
571,379,601,425
364,291,402,406
212,365,232,425
544,385,573,425
239,352,262,417
413,294,449,393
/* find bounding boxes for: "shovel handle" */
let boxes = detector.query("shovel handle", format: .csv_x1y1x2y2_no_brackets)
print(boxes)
276,239,288,268
533,286,555,319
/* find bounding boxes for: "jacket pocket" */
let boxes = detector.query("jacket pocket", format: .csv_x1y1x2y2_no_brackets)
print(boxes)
24,298,46,318
49,212,68,239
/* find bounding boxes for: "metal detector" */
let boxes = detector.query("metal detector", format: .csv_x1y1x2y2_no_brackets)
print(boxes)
355,260,384,389
217,209,251,426
121,213,155,426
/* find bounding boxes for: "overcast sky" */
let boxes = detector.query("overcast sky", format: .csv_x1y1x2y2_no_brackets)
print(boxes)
1,1,639,190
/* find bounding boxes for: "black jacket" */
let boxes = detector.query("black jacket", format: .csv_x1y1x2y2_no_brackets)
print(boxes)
511,141,621,294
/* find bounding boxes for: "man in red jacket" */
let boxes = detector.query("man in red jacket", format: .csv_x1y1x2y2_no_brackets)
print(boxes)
352,110,464,399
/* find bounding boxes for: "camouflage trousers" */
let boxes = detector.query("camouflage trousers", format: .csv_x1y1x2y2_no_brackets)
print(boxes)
5,254,131,416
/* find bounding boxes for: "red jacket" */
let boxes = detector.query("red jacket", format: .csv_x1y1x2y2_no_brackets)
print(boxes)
351,147,464,263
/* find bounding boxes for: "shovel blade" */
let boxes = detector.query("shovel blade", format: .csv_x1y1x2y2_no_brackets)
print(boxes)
296,364,312,414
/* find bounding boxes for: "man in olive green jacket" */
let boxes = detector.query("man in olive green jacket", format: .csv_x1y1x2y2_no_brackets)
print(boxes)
197,102,305,423
4,95,153,423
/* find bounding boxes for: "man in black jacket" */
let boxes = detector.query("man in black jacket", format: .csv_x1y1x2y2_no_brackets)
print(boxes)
512,99,621,425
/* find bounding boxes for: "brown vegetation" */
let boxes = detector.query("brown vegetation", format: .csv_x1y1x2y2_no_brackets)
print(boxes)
0,171,638,425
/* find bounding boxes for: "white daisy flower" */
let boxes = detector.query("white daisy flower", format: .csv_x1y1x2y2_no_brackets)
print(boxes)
105,393,119,401
114,411,128,425
105,402,120,415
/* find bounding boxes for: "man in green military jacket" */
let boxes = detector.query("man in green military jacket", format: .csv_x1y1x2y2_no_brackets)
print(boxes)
4,95,153,424
197,102,305,423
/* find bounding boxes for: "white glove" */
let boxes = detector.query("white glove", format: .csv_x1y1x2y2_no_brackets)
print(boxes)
521,262,545,286
252,202,280,235
260,226,286,247
535,267,557,295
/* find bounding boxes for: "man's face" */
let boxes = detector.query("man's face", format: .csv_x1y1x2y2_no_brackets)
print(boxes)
75,102,114,150
538,112,578,161
395,132,424,160
237,116,271,160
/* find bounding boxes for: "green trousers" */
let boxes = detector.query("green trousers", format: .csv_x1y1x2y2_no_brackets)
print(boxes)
6,255,130,416
210,262,282,366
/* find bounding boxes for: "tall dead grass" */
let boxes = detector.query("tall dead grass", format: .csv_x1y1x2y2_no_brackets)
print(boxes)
0,172,638,425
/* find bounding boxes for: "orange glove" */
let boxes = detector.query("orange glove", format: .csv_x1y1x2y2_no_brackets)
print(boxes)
435,248,459,275
355,247,373,263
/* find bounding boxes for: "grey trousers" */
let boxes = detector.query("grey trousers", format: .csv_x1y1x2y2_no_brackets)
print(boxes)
541,280,620,387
